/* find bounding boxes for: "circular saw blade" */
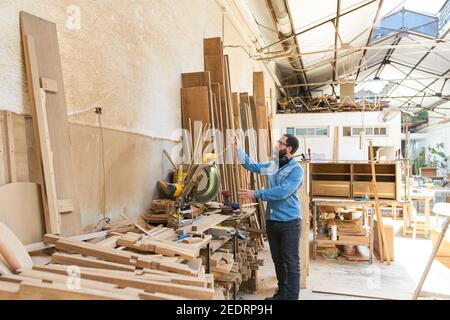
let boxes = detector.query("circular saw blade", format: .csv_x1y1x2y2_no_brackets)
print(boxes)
192,165,220,203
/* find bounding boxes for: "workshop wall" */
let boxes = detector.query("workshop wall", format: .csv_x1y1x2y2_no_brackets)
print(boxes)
0,0,277,230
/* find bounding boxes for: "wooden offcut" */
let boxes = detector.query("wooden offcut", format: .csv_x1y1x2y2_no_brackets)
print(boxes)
0,222,33,272
0,182,45,245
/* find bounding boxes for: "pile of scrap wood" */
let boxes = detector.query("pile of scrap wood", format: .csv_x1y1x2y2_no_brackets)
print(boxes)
209,209,265,299
1,207,264,300
0,222,217,300
140,205,265,300
210,237,263,299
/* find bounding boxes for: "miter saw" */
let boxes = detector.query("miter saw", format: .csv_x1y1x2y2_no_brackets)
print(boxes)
158,156,220,228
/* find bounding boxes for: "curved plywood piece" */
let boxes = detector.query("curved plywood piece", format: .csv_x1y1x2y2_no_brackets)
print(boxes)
0,222,33,272
0,255,12,275
0,183,45,245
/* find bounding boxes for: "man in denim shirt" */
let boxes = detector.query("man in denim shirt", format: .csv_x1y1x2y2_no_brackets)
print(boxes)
236,134,303,300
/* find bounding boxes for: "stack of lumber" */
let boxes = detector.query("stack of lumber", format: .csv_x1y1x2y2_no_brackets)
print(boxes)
2,206,262,300
179,37,272,232
0,230,215,299
206,209,264,299
336,218,369,245
141,200,175,225
0,221,217,300
210,237,263,299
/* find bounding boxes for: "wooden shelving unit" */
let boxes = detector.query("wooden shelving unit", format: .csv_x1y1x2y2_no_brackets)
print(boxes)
311,162,401,200
312,198,375,263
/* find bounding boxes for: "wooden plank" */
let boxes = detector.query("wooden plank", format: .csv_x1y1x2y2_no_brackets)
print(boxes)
12,113,34,182
181,72,214,131
253,72,266,108
57,198,74,213
374,221,395,262
39,77,58,93
53,238,197,276
5,112,17,183
0,183,45,245
299,162,310,289
33,264,214,299
22,33,60,235
21,12,81,236
333,126,339,161
122,238,200,260
0,278,136,300
40,263,209,288
181,86,211,143
95,235,120,248
181,72,211,89
51,253,134,271
16,270,126,292
43,231,108,245
181,214,229,234
0,112,6,185
369,141,391,264
204,38,224,85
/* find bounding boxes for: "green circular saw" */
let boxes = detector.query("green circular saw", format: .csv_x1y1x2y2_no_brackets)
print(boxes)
182,164,220,204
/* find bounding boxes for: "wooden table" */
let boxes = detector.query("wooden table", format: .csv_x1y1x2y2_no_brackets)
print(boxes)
312,198,375,263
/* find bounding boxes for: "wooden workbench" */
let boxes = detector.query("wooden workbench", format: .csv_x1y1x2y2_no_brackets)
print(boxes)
312,197,375,263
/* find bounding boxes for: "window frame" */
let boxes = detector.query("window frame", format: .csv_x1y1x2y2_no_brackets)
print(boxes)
286,126,330,138
349,126,388,137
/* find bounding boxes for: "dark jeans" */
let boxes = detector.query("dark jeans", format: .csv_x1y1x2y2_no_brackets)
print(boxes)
266,218,301,300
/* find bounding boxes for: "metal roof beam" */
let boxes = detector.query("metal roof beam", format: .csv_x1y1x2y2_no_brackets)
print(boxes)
355,0,384,80
258,0,378,53
333,0,341,85
387,28,450,96
389,60,443,77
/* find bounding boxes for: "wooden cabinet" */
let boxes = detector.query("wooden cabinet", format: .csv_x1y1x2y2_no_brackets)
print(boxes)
311,162,400,200
353,182,396,199
312,181,351,198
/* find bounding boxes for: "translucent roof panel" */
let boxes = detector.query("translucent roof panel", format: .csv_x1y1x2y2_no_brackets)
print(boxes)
281,0,449,110
379,0,447,17
372,9,439,41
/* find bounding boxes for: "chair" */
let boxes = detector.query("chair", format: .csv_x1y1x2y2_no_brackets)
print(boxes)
407,204,429,239
413,203,450,299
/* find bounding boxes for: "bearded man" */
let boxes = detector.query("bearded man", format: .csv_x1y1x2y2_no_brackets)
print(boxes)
235,134,303,300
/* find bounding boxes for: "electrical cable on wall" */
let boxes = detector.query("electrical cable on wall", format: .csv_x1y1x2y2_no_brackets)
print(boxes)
67,106,108,224
96,107,107,221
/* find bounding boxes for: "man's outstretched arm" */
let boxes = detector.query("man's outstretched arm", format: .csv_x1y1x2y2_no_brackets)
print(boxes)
255,166,303,201
236,146,271,174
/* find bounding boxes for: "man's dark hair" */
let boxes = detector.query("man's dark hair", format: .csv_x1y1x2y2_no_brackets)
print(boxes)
283,134,299,155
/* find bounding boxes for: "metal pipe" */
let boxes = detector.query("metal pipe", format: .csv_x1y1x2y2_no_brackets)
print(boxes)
268,0,310,95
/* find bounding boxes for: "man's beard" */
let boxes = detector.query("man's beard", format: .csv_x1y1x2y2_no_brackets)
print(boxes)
278,148,287,157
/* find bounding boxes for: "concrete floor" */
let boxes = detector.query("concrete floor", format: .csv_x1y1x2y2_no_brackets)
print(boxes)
241,217,450,300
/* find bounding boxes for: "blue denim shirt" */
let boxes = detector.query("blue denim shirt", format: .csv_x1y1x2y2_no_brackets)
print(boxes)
237,147,304,222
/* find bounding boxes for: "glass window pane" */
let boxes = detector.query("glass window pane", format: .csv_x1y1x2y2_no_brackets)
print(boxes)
374,128,380,135
352,128,363,136
286,127,295,135
380,12,403,30
343,127,351,136
365,128,374,135
380,128,387,136
307,128,315,136
296,128,307,136
316,127,328,136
